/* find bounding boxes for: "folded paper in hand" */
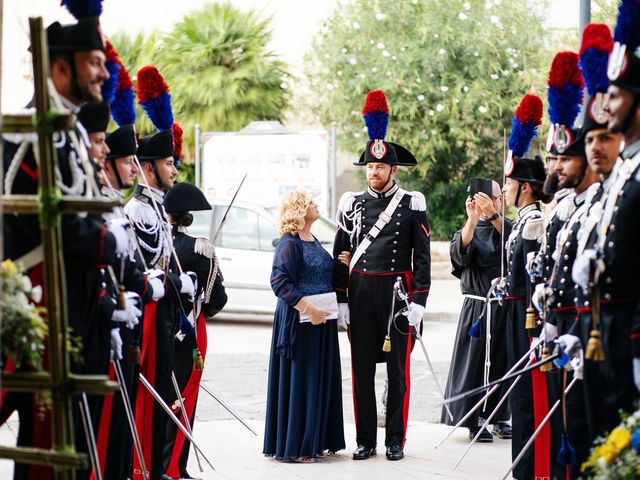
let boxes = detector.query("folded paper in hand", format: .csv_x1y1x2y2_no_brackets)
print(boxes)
300,292,338,322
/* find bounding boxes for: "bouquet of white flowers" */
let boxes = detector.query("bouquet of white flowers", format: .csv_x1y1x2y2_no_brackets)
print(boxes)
1,259,46,370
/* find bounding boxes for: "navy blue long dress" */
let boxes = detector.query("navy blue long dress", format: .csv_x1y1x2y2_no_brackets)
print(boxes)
263,233,345,460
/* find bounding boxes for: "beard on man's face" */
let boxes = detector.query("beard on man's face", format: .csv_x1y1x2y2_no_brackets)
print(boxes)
543,172,559,196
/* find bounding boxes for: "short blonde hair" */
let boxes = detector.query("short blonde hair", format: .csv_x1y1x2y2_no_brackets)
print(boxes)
278,189,311,237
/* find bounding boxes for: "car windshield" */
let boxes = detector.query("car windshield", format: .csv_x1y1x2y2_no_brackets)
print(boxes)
189,203,337,249
190,210,213,239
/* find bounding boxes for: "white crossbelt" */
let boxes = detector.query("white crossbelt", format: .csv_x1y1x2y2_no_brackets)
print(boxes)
349,188,406,273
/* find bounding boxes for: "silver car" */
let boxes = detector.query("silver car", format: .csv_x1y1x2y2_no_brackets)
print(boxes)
190,200,336,322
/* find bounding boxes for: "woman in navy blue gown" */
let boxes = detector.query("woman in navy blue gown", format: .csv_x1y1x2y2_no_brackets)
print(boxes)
263,190,345,463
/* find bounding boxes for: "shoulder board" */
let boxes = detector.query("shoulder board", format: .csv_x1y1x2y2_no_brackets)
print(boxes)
522,212,545,241
555,193,576,222
124,197,158,226
194,237,215,259
407,191,426,211
337,191,363,214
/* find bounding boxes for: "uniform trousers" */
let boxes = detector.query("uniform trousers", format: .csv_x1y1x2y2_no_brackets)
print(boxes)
348,271,416,448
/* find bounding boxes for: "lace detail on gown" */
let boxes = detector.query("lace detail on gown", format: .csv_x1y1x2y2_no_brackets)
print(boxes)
297,240,333,297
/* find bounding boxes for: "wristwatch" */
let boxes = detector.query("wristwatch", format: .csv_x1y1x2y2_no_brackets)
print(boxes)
487,212,500,222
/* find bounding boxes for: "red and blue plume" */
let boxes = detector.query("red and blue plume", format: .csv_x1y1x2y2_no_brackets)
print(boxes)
362,90,389,141
110,64,136,126
137,66,173,131
61,0,103,18
547,52,584,127
172,123,183,167
508,94,543,158
579,24,613,96
613,0,640,51
101,41,122,104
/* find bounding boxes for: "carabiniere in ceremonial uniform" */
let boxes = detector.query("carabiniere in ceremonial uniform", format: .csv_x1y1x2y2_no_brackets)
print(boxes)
334,90,431,462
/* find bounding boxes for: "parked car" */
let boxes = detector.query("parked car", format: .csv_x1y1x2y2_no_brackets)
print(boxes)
189,199,336,322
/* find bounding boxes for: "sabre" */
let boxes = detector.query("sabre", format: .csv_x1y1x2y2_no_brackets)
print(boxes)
199,382,258,436
501,376,580,480
393,277,453,422
501,128,506,281
78,393,102,480
435,337,542,449
171,372,203,473
112,360,149,480
211,172,248,245
139,373,216,472
438,351,559,407
453,360,529,469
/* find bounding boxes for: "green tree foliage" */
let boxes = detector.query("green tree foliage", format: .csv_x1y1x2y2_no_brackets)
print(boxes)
592,0,618,28
109,31,160,136
110,2,291,162
305,0,549,239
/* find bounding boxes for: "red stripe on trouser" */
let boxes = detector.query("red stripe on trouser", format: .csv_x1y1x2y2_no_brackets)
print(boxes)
531,364,551,478
165,312,208,477
402,327,412,448
401,270,415,447
347,327,358,428
133,301,158,480
90,364,115,480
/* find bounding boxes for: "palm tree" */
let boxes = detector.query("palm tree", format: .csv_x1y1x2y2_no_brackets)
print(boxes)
157,2,291,159
110,3,291,163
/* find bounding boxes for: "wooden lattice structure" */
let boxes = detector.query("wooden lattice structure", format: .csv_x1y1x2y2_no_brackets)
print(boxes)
0,17,119,479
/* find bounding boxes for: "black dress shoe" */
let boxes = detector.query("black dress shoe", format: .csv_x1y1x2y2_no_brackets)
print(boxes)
353,444,376,460
492,421,513,439
469,427,494,442
385,443,404,461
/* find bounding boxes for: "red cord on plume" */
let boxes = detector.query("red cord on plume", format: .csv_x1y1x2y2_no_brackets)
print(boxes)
172,123,183,159
579,23,614,54
105,40,123,65
117,65,133,91
137,66,170,104
514,94,543,125
362,90,390,115
548,52,585,88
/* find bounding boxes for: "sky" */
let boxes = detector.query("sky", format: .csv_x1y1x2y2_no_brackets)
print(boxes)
1,0,581,112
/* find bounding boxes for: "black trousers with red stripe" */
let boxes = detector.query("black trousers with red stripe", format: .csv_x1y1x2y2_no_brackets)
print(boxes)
348,272,415,449
505,298,550,480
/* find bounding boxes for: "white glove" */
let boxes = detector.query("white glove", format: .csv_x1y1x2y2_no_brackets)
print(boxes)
633,358,640,393
540,322,558,343
554,334,583,378
108,217,132,257
179,272,196,297
406,302,426,327
530,337,540,361
148,276,165,300
526,251,543,279
337,303,350,329
111,293,142,329
110,328,123,361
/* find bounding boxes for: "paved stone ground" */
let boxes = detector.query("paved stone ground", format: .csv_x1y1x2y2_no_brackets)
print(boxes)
0,258,515,478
